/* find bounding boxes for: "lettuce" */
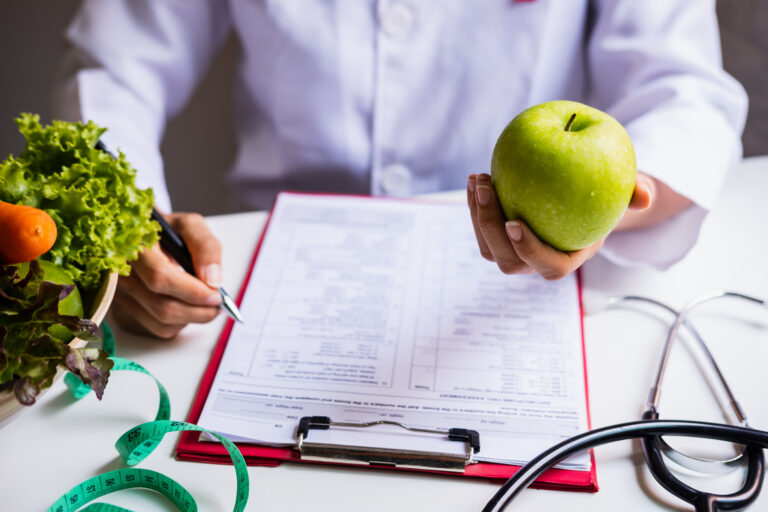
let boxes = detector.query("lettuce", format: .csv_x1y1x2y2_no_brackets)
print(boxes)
0,114,159,290
0,260,113,405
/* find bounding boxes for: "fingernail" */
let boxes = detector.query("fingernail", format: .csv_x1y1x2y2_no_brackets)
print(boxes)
476,186,491,206
206,293,223,306
201,263,222,288
468,176,476,193
506,221,522,242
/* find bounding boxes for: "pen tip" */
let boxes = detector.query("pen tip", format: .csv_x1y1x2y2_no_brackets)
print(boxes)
219,287,244,323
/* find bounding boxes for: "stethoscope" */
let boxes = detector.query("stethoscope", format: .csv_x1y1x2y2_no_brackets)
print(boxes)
483,291,768,512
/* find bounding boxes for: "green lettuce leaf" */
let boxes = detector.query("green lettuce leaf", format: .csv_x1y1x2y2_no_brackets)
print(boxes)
0,113,159,290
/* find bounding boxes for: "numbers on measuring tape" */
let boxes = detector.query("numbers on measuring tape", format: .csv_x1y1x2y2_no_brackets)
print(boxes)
126,428,141,443
50,422,249,512
49,324,250,512
51,468,199,512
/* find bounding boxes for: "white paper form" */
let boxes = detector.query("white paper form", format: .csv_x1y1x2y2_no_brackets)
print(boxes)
197,193,591,469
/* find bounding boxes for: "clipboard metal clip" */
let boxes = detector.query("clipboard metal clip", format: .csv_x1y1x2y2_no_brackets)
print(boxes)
295,416,480,472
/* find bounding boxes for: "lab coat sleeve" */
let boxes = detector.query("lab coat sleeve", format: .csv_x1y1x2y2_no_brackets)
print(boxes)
52,0,232,213
586,0,747,269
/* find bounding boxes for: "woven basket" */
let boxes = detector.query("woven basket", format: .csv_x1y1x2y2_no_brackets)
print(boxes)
0,271,118,426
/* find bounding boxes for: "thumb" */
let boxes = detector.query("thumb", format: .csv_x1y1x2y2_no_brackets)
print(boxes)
629,173,654,211
169,213,223,288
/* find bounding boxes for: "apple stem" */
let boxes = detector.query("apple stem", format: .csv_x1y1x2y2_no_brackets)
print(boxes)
564,113,576,132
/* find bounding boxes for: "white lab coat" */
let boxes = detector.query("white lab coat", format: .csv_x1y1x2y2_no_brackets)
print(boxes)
53,0,747,269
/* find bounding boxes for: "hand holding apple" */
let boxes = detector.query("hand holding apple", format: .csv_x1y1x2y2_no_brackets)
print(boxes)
467,172,652,280
491,100,636,251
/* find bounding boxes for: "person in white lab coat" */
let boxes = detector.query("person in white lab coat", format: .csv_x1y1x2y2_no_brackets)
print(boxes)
53,0,746,338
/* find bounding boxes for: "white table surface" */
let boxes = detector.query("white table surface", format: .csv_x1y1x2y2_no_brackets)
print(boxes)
2,157,768,511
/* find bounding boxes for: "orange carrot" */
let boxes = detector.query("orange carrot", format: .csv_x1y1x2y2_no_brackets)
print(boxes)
0,201,58,265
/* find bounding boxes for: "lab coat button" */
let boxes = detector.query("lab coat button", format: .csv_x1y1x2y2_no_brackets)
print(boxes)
381,3,414,39
381,164,411,195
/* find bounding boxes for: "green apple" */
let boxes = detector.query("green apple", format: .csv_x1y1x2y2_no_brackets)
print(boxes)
491,100,636,251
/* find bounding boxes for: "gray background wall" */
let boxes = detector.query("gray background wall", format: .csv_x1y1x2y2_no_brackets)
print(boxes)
1,2,765,216
0,1,238,216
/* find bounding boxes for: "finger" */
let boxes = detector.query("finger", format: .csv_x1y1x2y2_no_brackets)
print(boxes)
112,288,185,340
467,174,493,261
474,174,531,275
628,172,654,210
118,272,221,325
131,243,222,307
132,243,222,305
505,220,602,280
169,213,223,288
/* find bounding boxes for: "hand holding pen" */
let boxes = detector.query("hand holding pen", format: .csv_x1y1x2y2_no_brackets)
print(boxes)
111,210,235,339
150,209,243,324
96,141,243,339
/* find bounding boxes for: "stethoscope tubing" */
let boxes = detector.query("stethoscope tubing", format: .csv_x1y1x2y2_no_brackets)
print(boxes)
608,294,753,474
607,294,751,426
641,429,764,512
481,419,768,512
645,291,763,414
484,291,768,511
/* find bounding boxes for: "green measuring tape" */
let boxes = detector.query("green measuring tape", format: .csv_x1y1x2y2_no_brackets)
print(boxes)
49,324,250,511
48,420,249,512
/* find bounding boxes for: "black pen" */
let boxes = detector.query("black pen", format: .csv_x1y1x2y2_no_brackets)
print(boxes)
96,141,243,323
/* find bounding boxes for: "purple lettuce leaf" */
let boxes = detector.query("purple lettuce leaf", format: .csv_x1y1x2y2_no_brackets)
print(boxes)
0,261,108,405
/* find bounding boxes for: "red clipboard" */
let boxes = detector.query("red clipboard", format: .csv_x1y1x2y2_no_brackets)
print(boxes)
176,192,598,492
